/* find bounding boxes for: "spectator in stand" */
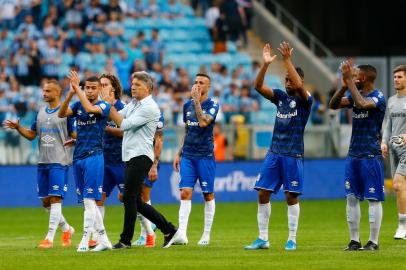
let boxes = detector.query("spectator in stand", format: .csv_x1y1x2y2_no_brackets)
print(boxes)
86,13,107,53
205,0,220,40
65,27,86,53
146,0,161,18
237,0,253,47
84,0,104,26
28,41,41,86
40,37,61,80
16,14,41,40
114,49,133,93
220,0,243,44
62,0,83,28
0,0,18,30
12,47,32,86
0,57,12,78
239,85,258,123
105,11,124,52
310,90,326,125
165,0,183,18
213,123,228,161
212,11,228,54
231,114,249,160
127,37,144,62
104,0,123,18
144,29,164,70
127,0,149,18
222,83,240,123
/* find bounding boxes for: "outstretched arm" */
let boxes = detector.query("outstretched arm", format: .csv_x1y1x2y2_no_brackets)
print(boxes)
58,85,75,118
254,43,277,100
2,119,37,140
277,41,308,101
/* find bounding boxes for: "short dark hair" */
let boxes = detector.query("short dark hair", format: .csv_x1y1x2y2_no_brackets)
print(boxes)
99,73,123,99
196,73,211,81
394,65,406,75
295,67,304,79
358,64,377,83
85,76,101,84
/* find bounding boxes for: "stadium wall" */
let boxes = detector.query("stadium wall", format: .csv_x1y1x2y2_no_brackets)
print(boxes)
0,159,346,207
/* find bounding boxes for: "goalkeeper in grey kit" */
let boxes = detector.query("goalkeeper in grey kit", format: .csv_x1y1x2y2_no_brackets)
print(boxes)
381,65,406,239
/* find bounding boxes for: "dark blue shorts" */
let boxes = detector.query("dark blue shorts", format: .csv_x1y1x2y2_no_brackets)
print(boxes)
37,164,69,199
255,152,304,194
73,153,104,202
344,156,384,201
103,163,125,197
179,157,216,193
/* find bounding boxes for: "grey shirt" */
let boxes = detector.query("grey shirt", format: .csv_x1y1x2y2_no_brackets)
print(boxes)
32,106,74,166
382,94,406,144
119,95,160,162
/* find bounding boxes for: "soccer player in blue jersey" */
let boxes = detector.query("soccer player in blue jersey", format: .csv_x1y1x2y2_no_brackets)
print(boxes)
173,73,219,246
133,113,164,247
329,61,386,251
86,74,125,248
58,71,112,252
244,42,312,251
3,80,75,249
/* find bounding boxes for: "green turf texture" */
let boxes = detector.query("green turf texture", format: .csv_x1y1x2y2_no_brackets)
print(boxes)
0,197,404,270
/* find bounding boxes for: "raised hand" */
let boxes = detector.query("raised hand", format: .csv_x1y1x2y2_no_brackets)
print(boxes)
263,43,277,64
3,119,20,130
68,70,81,88
191,84,201,101
277,41,293,60
341,60,353,81
100,88,115,105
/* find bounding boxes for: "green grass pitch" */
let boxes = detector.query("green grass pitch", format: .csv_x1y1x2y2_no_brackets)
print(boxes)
0,197,405,270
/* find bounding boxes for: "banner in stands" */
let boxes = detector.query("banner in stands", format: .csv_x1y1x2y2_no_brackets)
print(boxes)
0,159,346,207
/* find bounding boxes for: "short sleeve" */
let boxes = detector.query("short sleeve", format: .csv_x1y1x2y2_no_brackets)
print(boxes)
206,99,219,120
157,113,165,131
97,101,111,117
67,116,76,134
271,89,284,104
30,112,38,131
370,91,386,111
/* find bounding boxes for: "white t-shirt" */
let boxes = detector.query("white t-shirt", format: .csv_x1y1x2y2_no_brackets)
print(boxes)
0,0,16,19
205,7,220,28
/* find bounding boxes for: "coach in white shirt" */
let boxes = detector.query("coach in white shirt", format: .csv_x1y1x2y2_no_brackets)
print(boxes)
108,71,179,249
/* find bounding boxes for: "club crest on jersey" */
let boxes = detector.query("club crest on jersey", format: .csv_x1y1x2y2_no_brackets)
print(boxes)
186,112,191,117
210,108,216,114
77,109,82,115
278,101,282,106
289,100,296,108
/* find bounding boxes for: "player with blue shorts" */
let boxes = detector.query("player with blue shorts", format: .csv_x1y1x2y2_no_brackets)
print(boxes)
133,113,164,247
173,73,219,246
59,71,112,252
245,42,312,251
330,62,386,251
3,80,75,249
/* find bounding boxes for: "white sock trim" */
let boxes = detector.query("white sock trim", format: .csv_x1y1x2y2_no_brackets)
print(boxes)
179,200,192,234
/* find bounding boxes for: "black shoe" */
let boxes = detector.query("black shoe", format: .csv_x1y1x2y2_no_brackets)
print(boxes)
344,240,362,251
162,229,179,248
112,241,130,250
361,241,379,251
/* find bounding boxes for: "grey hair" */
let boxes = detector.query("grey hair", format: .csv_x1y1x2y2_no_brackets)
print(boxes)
132,71,153,92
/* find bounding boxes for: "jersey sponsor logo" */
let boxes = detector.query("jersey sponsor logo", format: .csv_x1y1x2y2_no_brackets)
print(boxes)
276,110,297,119
186,120,200,126
41,134,56,146
390,112,406,118
352,111,369,119
77,118,97,126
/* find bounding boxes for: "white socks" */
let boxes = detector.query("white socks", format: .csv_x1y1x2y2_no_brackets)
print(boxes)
399,213,406,229
94,202,109,244
59,214,70,232
139,200,154,236
257,203,271,241
201,199,215,240
82,199,97,244
45,202,62,241
97,206,105,220
346,195,361,242
368,201,382,244
179,200,192,236
288,203,300,242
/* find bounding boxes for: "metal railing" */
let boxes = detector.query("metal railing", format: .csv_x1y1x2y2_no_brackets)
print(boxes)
258,0,335,58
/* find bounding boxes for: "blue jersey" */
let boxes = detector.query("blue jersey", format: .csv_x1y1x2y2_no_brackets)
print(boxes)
346,90,386,157
270,89,312,157
70,100,111,160
182,98,219,159
103,99,125,165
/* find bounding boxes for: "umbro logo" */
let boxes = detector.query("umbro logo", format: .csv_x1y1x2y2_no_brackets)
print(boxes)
291,181,299,187
369,187,375,193
52,185,59,191
345,180,350,189
87,188,93,194
41,135,56,144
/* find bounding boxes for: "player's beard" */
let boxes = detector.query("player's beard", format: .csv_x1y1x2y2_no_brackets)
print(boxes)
286,87,295,96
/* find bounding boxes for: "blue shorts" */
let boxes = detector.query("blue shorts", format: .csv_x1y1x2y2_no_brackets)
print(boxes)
345,156,385,201
37,164,69,199
144,164,160,188
255,152,304,194
103,163,125,197
73,153,104,202
179,157,216,193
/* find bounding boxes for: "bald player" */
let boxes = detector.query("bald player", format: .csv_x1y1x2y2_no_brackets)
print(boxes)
3,80,76,249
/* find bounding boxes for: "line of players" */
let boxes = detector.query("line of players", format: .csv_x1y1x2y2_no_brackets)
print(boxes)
3,41,406,252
